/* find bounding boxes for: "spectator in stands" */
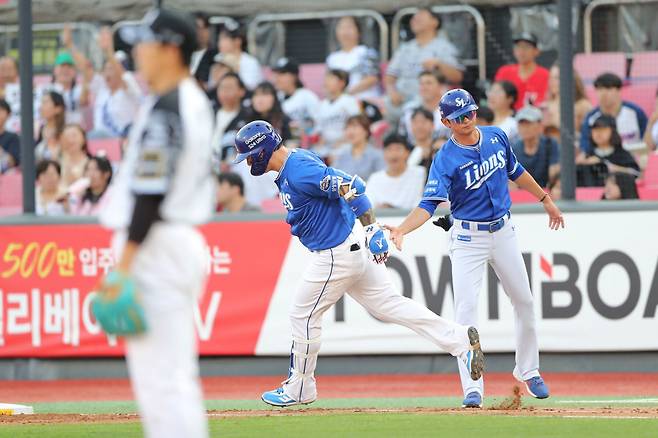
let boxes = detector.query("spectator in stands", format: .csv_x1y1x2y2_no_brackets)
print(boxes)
35,91,66,162
407,107,437,171
211,72,250,166
218,20,263,90
512,106,560,188
366,134,426,209
35,159,66,216
548,172,561,200
272,57,319,139
206,53,240,108
313,69,361,151
476,106,494,126
59,124,90,191
216,172,258,213
580,73,648,153
602,172,638,200
0,98,19,173
495,32,549,110
576,114,640,186
543,64,592,141
248,82,291,141
326,16,381,101
643,88,658,151
191,12,217,88
385,8,464,122
86,27,142,138
0,56,20,132
332,115,384,181
399,69,450,144
69,155,113,215
488,80,519,142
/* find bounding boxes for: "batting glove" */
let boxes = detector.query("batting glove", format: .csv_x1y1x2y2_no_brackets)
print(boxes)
364,223,389,264
432,213,453,231
92,270,147,336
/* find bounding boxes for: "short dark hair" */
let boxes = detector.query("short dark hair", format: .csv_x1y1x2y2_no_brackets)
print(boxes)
418,69,447,84
193,11,209,28
218,172,245,196
345,114,371,138
594,72,623,89
494,80,518,110
476,106,494,123
219,71,246,90
36,159,61,179
383,133,411,150
411,107,434,122
327,69,350,89
0,98,11,114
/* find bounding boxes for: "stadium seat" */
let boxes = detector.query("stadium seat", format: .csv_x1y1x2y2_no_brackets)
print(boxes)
0,171,23,207
0,205,22,216
643,153,658,187
630,51,658,80
260,197,286,213
574,52,626,82
299,63,327,98
369,120,389,147
576,187,604,201
88,138,122,162
621,83,657,117
638,186,658,200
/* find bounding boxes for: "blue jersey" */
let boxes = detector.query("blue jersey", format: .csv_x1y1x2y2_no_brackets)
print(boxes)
276,149,356,251
419,126,525,222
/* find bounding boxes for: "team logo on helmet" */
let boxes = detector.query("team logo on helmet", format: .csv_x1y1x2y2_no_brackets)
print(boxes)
455,97,467,108
245,132,267,149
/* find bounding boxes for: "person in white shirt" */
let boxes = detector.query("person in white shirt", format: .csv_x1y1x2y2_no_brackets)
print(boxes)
211,72,250,166
366,133,427,210
399,69,451,143
218,20,263,90
190,12,217,88
326,16,381,101
313,69,361,151
488,80,519,143
272,57,319,139
0,56,21,132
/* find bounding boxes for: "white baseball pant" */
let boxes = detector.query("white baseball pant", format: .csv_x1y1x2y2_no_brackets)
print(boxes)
281,230,473,403
448,216,540,398
112,224,209,438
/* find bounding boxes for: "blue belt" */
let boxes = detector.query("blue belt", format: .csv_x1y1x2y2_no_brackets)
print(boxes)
460,212,511,233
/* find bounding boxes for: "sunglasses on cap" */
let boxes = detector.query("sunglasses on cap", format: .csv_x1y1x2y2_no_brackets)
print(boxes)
452,111,477,124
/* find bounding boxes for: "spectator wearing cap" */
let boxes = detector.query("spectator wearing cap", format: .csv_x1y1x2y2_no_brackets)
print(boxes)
642,88,658,152
0,98,19,173
476,106,494,126
385,7,464,123
272,57,320,139
366,133,427,210
216,172,259,213
488,80,519,142
407,107,441,171
69,155,113,216
543,63,592,141
495,32,549,111
190,12,218,88
313,69,362,151
0,56,21,132
576,114,640,186
580,73,648,154
511,106,560,188
326,16,381,101
398,69,451,144
218,20,263,90
332,114,385,181
211,72,250,166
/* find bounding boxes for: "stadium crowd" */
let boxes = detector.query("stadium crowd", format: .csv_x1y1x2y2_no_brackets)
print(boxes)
0,7,657,216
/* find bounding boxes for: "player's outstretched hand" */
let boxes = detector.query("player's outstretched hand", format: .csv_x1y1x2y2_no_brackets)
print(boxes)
542,196,565,230
364,223,389,264
382,224,404,251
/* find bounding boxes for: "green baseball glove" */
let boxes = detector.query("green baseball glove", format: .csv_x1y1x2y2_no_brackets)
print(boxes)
92,270,147,336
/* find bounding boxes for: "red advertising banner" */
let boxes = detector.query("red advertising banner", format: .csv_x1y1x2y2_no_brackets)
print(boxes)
0,221,292,357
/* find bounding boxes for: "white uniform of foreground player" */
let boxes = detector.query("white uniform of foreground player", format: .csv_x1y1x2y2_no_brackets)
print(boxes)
99,9,214,438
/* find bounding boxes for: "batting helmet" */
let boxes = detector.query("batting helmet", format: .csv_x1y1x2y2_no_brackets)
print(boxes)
439,88,479,120
234,120,283,176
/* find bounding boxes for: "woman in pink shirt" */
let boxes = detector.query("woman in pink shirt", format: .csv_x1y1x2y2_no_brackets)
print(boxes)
69,155,113,216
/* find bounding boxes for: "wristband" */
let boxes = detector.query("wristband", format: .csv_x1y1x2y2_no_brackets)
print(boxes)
539,193,548,203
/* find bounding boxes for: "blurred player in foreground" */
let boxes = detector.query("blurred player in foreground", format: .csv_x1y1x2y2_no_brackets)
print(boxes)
233,120,485,407
93,8,214,438
386,89,564,408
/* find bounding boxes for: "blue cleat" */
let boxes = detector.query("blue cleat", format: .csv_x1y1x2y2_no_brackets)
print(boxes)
261,387,315,407
524,376,550,399
461,391,483,408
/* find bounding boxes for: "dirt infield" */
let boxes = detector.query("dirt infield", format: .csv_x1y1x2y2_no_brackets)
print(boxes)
2,372,657,403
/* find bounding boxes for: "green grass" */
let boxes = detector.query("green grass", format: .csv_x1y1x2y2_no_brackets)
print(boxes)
2,414,658,438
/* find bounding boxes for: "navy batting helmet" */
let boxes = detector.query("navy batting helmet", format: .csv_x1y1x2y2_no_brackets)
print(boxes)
439,89,479,120
234,120,283,176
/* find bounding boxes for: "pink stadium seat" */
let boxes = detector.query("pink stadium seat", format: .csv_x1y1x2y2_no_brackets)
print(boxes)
621,83,657,117
260,197,286,213
369,120,389,147
638,186,658,200
574,52,626,82
630,51,658,80
0,171,23,207
0,206,22,216
88,138,122,162
576,187,604,201
299,63,327,98
643,153,658,187
509,189,537,204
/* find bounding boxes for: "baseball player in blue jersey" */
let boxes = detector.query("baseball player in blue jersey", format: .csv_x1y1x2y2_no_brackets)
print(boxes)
233,120,485,407
387,89,565,408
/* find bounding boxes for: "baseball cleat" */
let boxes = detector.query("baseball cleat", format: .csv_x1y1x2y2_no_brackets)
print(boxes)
523,376,550,399
261,387,315,407
461,391,483,408
466,326,485,380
